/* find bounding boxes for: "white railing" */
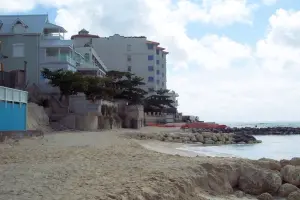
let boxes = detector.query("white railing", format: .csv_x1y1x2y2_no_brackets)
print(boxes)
0,86,28,103
44,55,76,66
43,34,64,40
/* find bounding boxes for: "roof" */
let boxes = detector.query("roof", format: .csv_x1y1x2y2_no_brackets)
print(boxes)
71,34,100,39
156,46,165,50
146,40,160,45
44,22,67,33
162,51,169,54
0,14,48,34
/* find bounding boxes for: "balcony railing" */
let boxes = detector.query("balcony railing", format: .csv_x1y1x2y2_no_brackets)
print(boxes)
44,55,76,66
43,33,64,40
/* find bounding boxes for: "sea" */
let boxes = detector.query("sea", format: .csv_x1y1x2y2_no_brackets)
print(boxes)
178,122,300,160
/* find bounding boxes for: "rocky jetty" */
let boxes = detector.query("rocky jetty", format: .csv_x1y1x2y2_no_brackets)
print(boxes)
125,130,261,145
182,127,300,135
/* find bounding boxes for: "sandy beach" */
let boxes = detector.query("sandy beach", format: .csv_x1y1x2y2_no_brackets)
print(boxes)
0,128,288,200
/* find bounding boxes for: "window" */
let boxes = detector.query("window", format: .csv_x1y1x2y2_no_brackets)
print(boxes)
156,60,160,65
84,53,90,62
162,54,164,58
162,82,165,87
147,43,154,50
156,70,160,75
162,72,165,77
156,49,159,55
12,43,24,57
148,55,154,60
148,66,154,71
148,76,154,82
156,79,160,85
162,64,164,68
127,55,131,61
127,44,131,51
128,66,132,72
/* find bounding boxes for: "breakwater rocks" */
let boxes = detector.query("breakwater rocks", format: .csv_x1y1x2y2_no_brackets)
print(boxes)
125,131,261,145
183,127,300,135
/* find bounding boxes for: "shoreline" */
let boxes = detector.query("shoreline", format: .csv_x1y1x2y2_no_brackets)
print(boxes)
1,128,299,200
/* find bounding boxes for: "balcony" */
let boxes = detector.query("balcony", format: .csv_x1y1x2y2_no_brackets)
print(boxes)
43,33,64,40
43,55,76,66
40,39,73,48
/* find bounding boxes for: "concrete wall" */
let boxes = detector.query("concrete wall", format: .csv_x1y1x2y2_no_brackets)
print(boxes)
75,34,167,92
0,34,40,85
69,94,116,115
60,114,98,131
145,112,175,124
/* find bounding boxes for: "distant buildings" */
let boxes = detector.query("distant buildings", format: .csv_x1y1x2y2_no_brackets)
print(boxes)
0,14,179,109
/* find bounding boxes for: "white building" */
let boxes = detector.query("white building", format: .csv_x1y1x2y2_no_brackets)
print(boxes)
71,30,179,108
72,32,168,92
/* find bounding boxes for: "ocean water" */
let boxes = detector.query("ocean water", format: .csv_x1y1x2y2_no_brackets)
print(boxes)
225,121,300,128
178,135,300,160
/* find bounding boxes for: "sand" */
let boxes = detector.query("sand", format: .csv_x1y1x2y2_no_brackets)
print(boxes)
0,128,259,200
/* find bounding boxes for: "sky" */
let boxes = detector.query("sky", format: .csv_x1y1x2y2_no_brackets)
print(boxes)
1,0,300,122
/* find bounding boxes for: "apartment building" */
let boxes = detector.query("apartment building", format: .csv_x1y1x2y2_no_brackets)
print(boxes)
0,15,107,91
72,32,168,92
72,29,107,77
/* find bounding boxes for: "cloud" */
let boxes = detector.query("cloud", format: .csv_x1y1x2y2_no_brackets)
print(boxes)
261,0,278,6
1,0,300,122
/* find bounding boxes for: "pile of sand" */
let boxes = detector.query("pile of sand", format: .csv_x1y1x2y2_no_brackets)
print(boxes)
26,103,52,132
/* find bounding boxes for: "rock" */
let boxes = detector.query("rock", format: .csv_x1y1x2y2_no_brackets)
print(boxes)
288,191,300,200
238,164,282,195
190,135,197,142
280,159,291,168
232,133,257,144
211,134,218,142
195,134,204,143
290,157,300,166
257,193,273,200
257,158,281,171
278,183,299,197
234,190,245,198
204,139,214,145
281,165,300,186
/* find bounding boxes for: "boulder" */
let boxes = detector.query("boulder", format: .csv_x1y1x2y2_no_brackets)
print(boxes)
195,134,204,143
257,193,273,200
280,159,291,168
256,158,281,171
204,139,214,145
288,191,300,200
278,183,299,197
281,165,300,186
234,190,245,198
290,157,300,166
238,164,282,195
232,133,257,144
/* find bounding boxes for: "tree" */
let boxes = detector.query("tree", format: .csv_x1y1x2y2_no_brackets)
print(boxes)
41,68,87,101
106,71,147,104
83,76,119,102
144,89,176,113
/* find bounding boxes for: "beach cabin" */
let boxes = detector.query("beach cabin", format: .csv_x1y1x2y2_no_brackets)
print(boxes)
0,86,28,131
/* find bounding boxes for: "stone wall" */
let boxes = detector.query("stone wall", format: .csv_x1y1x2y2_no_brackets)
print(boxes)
144,112,175,124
